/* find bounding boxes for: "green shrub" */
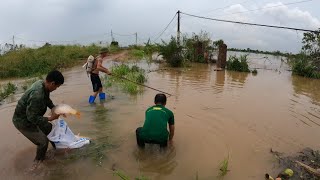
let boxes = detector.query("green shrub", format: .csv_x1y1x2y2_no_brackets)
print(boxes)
0,82,17,101
129,49,145,59
105,64,147,94
158,37,183,67
291,54,320,79
226,55,250,72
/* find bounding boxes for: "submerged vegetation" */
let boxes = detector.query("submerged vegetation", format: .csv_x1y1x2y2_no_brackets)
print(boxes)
226,55,250,72
113,170,149,180
218,154,230,179
291,28,320,79
104,64,147,94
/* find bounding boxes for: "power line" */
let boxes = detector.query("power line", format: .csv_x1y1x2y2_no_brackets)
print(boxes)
180,11,318,33
153,12,178,42
112,32,136,36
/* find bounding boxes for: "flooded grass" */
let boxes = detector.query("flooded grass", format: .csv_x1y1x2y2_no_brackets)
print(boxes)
0,82,17,101
105,64,147,94
113,170,150,180
218,154,230,179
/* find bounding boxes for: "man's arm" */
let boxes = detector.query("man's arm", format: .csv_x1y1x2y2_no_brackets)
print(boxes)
96,59,112,75
26,91,59,127
168,111,175,142
169,125,175,141
47,98,55,109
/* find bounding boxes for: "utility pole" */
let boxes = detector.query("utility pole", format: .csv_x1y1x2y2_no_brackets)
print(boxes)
177,10,180,45
12,35,15,50
111,30,114,42
135,32,137,45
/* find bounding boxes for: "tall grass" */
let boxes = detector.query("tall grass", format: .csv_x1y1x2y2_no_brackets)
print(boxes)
129,49,145,59
226,55,250,72
0,82,17,101
0,44,100,78
104,64,147,94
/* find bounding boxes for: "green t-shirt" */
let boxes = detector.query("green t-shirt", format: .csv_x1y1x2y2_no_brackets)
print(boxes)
140,105,174,142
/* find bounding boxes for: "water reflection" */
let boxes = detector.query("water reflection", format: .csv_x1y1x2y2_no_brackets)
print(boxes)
292,75,320,104
134,145,177,177
226,70,248,87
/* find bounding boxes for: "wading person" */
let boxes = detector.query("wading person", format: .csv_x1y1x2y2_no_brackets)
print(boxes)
12,70,64,166
88,47,112,104
136,93,175,148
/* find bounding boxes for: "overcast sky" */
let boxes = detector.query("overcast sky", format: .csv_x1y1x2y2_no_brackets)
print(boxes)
0,0,319,53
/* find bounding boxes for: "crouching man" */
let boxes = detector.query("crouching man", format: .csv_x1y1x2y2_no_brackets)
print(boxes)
136,93,175,148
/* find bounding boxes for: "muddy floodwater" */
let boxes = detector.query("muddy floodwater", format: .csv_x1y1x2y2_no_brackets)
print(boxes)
1,53,320,180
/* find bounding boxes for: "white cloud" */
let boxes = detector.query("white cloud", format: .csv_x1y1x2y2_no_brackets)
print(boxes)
263,2,320,29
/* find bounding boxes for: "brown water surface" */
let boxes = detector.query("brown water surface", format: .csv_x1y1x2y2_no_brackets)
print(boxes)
1,53,320,179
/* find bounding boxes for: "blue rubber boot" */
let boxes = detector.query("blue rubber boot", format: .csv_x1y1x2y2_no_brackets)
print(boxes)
88,95,96,104
99,93,106,100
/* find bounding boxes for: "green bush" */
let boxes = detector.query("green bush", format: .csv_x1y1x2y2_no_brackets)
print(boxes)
105,64,147,94
0,82,17,101
129,49,145,59
226,55,250,72
158,37,183,67
291,54,320,79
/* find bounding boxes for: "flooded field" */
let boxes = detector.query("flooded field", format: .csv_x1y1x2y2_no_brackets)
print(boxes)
1,53,320,179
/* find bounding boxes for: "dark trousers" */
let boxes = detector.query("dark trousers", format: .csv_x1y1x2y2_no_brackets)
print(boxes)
136,127,167,148
13,122,54,161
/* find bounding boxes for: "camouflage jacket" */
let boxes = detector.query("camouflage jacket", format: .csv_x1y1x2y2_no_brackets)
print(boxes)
12,80,54,131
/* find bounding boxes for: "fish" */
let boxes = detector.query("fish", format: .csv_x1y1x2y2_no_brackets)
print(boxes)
53,104,81,119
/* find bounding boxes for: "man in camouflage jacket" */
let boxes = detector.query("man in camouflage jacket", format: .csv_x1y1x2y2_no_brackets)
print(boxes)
12,70,64,163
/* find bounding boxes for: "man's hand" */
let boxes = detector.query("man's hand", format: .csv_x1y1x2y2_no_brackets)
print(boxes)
168,139,173,146
48,112,60,121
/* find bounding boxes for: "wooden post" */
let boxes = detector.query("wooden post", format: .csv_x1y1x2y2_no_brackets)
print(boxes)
217,43,227,69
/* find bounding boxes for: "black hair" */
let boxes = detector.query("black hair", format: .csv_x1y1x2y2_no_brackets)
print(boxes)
154,93,167,105
46,70,64,85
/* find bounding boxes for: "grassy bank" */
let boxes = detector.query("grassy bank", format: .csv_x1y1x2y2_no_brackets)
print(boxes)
0,44,101,78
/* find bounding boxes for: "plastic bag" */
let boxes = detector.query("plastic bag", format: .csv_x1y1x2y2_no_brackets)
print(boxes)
47,118,90,149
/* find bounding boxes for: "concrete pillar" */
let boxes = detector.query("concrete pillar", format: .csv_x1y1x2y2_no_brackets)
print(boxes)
217,44,227,69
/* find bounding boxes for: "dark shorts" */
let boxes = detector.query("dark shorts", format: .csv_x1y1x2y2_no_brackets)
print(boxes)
90,73,102,92
136,127,167,148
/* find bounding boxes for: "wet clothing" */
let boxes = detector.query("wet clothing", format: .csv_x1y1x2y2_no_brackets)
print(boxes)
90,73,103,92
136,127,168,148
90,55,104,92
12,80,55,161
136,105,174,147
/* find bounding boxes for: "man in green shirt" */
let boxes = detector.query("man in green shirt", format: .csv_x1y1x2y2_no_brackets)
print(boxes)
136,93,175,148
12,70,64,164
